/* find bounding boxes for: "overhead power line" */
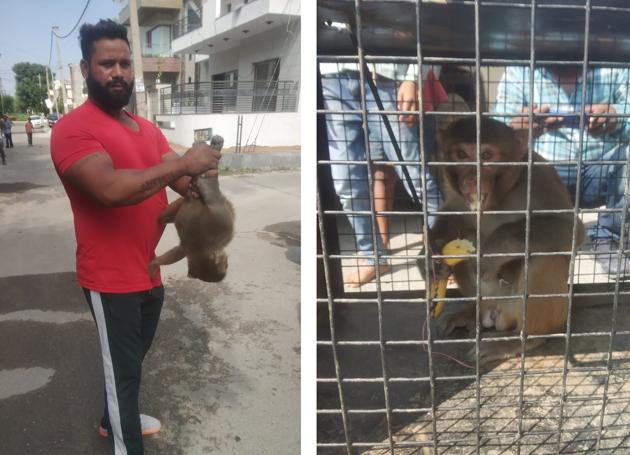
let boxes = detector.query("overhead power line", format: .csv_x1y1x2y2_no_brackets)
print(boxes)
52,0,93,39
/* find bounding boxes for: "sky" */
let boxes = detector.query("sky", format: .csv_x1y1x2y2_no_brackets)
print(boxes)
1,0,122,96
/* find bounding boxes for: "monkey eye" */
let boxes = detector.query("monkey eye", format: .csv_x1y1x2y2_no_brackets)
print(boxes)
454,148,468,160
480,150,493,161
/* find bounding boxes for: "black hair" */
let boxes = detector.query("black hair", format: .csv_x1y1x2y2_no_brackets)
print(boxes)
79,19,130,62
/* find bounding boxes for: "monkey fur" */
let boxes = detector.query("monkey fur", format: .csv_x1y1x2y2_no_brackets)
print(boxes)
420,117,586,364
149,135,235,282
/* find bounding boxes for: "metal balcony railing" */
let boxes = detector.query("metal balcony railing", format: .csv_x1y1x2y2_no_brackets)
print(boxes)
158,80,300,115
141,44,172,58
172,10,202,39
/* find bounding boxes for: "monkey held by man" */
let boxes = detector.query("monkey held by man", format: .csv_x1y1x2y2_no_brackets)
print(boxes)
149,135,235,282
421,117,585,364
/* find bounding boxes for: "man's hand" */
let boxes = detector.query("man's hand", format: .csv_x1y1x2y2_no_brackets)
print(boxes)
182,142,221,176
586,104,618,136
510,104,564,138
397,81,418,127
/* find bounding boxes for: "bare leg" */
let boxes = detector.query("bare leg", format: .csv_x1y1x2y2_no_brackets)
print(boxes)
149,245,187,278
344,258,391,288
373,165,395,249
159,198,186,225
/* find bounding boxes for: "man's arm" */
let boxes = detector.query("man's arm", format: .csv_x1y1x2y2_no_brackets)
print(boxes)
62,142,220,207
162,151,192,197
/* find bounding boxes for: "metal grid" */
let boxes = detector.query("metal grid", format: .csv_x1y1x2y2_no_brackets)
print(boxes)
316,1,630,454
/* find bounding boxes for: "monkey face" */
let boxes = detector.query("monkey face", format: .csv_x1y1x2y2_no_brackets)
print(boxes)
439,117,527,211
187,251,228,283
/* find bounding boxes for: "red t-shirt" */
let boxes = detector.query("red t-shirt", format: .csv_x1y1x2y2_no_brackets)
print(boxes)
51,99,171,293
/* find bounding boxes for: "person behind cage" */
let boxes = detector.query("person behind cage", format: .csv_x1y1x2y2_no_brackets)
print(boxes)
493,65,630,275
25,118,33,146
3,115,13,148
50,19,221,455
320,58,448,287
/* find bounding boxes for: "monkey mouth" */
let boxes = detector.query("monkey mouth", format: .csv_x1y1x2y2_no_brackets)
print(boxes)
468,193,490,211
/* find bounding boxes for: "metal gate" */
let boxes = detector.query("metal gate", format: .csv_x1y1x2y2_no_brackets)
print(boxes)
317,1,630,453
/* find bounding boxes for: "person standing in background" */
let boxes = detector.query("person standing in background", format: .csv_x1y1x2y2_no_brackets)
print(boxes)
3,115,13,148
25,118,33,146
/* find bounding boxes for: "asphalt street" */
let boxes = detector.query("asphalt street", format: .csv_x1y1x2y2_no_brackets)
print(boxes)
0,124,300,454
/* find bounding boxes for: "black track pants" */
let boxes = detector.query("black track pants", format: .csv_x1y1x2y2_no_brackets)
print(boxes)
83,286,164,455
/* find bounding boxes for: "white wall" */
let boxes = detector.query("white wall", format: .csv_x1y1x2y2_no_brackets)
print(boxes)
237,23,300,82
156,112,300,148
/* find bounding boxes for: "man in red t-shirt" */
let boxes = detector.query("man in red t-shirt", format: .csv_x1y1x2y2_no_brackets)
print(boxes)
50,20,220,455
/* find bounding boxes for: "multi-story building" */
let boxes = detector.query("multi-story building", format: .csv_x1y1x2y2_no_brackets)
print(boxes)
118,0,191,92
154,0,301,149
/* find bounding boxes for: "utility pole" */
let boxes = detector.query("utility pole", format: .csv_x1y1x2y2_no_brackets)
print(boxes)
128,0,147,117
53,26,68,114
45,65,59,117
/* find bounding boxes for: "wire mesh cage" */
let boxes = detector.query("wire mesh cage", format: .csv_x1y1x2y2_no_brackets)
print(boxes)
317,1,630,453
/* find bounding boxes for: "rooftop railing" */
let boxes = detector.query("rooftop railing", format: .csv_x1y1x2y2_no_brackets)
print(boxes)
172,10,202,39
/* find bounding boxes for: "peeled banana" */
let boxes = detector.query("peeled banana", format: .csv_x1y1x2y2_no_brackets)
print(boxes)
430,238,476,318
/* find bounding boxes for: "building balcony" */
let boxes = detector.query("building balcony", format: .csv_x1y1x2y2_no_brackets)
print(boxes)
119,0,182,24
172,10,203,39
157,79,299,114
171,0,299,55
142,55,181,73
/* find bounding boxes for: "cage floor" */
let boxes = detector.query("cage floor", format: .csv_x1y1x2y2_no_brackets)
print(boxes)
317,296,630,455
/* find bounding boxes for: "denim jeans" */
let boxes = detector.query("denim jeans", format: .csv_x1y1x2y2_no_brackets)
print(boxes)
555,143,630,242
322,70,441,261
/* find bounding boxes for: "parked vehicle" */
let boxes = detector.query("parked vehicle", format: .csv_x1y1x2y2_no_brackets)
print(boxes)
47,113,59,127
28,115,44,128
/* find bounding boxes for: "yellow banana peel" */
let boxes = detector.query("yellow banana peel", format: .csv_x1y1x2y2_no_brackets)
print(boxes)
430,239,475,318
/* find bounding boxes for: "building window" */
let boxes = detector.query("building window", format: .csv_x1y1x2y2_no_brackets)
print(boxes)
253,58,280,112
187,3,202,31
145,25,171,56
212,70,239,113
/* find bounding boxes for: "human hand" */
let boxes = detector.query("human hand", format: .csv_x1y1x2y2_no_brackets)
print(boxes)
397,80,418,127
183,142,221,176
586,104,617,136
509,105,563,138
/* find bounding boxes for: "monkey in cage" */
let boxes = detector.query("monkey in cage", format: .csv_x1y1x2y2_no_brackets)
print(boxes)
421,117,586,363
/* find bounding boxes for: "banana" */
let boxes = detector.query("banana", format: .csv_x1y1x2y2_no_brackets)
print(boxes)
430,239,475,318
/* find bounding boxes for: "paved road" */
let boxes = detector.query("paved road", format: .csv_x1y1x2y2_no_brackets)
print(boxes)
0,127,300,454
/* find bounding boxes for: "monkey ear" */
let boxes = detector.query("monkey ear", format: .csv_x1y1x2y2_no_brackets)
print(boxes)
513,129,529,160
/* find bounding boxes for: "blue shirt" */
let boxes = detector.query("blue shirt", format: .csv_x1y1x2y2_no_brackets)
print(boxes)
3,119,11,134
492,67,630,162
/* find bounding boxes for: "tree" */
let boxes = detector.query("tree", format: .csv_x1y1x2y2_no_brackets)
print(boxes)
0,94,15,114
13,62,50,114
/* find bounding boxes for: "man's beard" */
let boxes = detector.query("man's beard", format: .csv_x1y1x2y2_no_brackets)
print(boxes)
86,74,134,110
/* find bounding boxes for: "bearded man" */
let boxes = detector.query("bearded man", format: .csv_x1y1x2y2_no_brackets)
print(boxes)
50,19,221,455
